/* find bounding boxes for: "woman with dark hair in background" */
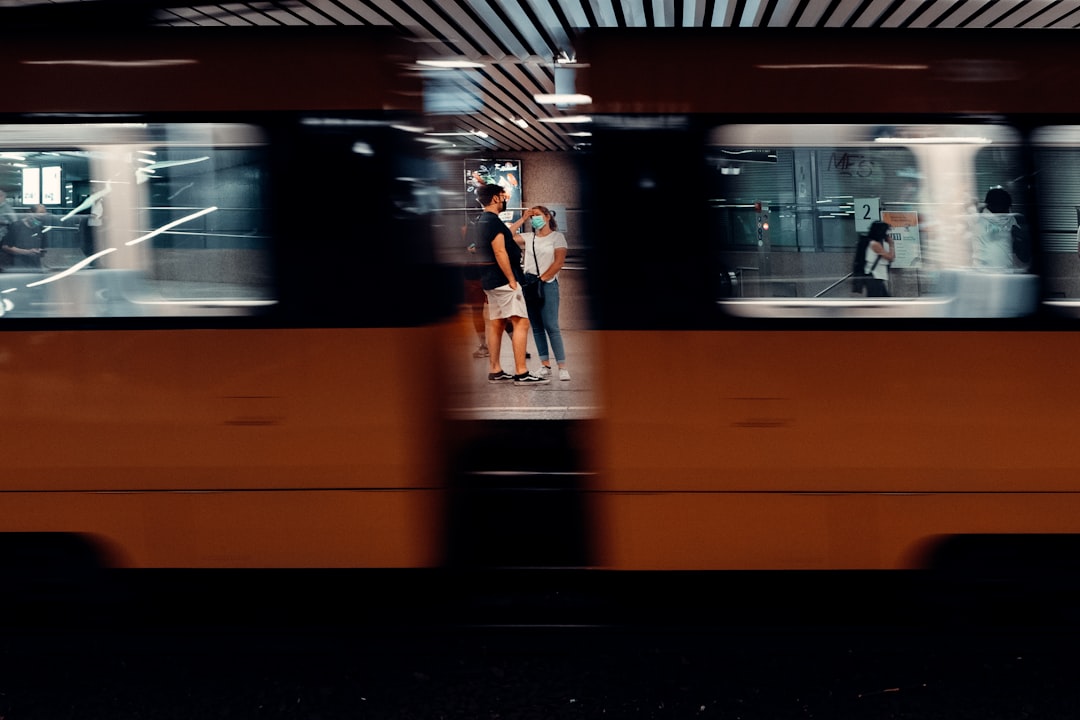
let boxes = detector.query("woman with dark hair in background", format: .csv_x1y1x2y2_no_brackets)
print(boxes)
864,220,895,297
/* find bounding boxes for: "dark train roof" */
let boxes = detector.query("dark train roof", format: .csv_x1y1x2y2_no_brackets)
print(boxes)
0,0,1075,151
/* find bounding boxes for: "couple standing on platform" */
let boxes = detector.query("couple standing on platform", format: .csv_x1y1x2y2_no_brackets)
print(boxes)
469,183,570,385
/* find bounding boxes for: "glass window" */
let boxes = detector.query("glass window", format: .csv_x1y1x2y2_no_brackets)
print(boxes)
1033,127,1080,311
0,123,273,319
710,124,1035,318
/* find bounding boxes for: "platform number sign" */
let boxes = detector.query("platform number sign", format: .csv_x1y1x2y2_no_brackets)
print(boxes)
855,197,880,233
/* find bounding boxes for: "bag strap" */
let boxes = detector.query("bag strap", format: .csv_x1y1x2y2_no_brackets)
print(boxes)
866,242,884,274
529,231,541,277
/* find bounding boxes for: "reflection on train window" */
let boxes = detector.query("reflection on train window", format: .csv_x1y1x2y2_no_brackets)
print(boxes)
1033,127,1080,310
710,124,1036,318
0,124,272,319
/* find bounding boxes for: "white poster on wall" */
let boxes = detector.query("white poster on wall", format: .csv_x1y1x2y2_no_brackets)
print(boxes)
22,167,40,205
881,210,921,269
42,166,61,205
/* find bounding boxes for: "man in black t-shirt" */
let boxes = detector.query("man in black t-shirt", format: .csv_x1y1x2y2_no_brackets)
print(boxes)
472,184,548,385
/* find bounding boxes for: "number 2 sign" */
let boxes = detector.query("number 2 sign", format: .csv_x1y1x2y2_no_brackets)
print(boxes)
854,197,880,233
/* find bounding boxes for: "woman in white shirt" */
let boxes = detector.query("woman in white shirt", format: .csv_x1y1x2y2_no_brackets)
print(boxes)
515,205,571,381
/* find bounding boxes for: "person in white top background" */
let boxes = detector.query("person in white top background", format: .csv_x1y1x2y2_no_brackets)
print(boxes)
972,186,1025,270
514,205,571,381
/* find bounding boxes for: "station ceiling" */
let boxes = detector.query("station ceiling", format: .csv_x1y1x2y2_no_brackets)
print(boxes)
6,0,1080,152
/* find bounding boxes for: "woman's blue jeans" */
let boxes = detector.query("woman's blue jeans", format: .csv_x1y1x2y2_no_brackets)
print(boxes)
526,278,565,364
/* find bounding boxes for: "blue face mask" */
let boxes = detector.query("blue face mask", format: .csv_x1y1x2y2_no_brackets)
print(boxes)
530,216,546,231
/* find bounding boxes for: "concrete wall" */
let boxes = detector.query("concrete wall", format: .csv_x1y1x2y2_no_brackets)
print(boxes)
516,151,583,210
515,152,585,253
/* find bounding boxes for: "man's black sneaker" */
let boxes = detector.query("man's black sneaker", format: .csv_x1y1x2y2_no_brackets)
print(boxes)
513,372,550,385
487,370,514,383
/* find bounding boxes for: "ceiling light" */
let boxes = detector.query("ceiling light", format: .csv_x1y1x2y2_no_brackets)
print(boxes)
417,59,485,69
424,130,490,140
874,136,992,144
757,63,927,71
537,116,593,124
534,93,592,105
510,117,529,130
22,59,197,68
566,131,592,137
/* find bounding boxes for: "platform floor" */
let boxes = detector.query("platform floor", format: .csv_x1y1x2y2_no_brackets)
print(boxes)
444,269,600,421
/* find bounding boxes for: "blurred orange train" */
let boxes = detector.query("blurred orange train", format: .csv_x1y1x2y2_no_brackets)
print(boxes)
5,25,1080,597
580,28,1080,577
0,27,452,575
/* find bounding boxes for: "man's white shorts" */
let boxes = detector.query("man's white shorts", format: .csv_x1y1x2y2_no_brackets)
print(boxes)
484,283,529,320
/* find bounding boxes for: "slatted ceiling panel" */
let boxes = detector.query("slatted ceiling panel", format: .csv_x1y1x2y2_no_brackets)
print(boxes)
795,0,833,27
588,0,620,25
268,7,310,24
407,0,488,53
434,1,506,54
287,0,352,24
1028,1,1069,26
975,2,1027,27
500,62,553,107
886,0,943,28
317,0,387,24
942,1,1004,28
527,0,576,50
915,0,962,27
466,3,545,57
1017,1,1067,26
823,0,855,26
496,0,560,53
435,67,560,151
740,0,770,26
316,0,362,23
850,0,895,25
1045,0,1080,26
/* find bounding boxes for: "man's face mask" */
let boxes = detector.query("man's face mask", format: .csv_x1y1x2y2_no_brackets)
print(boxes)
530,216,546,230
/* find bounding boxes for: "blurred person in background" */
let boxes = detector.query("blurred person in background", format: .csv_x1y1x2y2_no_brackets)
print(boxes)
972,187,1027,269
864,220,895,297
463,221,490,358
1,204,51,269
0,189,15,268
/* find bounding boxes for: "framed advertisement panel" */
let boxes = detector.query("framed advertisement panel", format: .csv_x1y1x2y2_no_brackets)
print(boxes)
465,159,521,224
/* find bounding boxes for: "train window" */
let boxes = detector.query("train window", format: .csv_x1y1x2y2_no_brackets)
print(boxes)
0,123,273,319
711,124,1037,318
1033,127,1080,314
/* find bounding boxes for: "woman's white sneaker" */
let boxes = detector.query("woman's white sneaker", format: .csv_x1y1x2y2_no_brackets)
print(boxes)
559,368,571,381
